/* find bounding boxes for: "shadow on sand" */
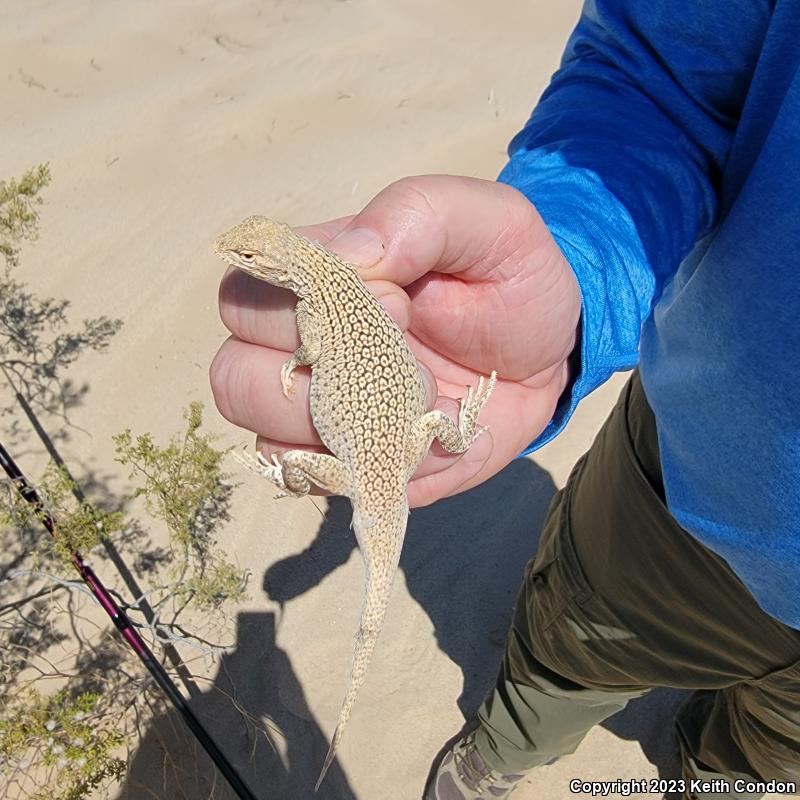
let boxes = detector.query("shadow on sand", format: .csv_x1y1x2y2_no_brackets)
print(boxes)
119,457,554,798
119,454,689,798
600,687,690,790
119,610,359,799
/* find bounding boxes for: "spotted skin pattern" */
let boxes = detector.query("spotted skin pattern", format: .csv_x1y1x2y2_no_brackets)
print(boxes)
214,216,497,790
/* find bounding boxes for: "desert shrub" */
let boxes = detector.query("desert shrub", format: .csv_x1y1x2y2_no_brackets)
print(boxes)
1,167,248,799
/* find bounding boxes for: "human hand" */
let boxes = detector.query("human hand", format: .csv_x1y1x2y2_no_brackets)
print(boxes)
210,175,580,507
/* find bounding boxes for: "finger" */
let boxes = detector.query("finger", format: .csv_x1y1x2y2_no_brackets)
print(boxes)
294,217,391,268
210,336,320,445
253,385,460,484
253,433,482,499
293,216,354,246
216,213,382,349
218,268,299,351
255,412,496,506
324,175,559,286
407,428,495,507
210,335,440,445
218,268,413,348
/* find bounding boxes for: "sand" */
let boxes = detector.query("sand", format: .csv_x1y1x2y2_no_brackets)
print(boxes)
2,2,777,799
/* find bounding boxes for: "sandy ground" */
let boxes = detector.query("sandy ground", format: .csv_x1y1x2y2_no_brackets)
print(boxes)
3,2,789,800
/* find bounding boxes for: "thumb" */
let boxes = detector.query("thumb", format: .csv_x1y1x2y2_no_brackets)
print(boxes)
324,174,557,286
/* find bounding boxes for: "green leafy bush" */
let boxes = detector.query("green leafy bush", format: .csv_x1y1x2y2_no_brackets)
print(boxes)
0,690,125,800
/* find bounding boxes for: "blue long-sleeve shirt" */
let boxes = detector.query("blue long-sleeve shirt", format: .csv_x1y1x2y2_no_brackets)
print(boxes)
499,0,800,628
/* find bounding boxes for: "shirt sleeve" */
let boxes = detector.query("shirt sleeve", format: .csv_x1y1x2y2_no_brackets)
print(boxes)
502,0,770,452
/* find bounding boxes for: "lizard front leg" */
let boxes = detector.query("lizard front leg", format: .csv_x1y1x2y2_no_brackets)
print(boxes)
281,300,321,398
235,449,352,499
404,371,497,476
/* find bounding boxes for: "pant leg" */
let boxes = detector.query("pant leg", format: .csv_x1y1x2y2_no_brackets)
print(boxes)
677,662,800,799
475,485,649,772
676,691,763,800
475,373,800,795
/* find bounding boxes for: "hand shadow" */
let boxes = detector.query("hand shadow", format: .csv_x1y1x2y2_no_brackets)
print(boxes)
118,611,357,800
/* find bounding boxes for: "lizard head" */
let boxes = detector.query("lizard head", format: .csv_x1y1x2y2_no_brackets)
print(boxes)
213,215,306,292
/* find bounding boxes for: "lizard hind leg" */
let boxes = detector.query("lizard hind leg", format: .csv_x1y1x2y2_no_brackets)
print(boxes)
405,370,497,471
234,448,352,499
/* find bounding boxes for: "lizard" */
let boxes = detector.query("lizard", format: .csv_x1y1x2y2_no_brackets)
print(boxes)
213,215,497,790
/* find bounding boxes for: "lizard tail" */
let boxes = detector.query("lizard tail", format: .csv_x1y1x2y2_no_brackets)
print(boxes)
314,501,409,792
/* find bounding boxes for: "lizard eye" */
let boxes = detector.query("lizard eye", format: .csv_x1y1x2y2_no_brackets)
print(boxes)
239,250,257,262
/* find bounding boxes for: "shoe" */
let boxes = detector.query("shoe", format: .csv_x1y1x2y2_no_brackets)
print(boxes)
424,730,526,799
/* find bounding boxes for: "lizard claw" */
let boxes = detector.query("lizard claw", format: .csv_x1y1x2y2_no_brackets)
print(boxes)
456,371,497,440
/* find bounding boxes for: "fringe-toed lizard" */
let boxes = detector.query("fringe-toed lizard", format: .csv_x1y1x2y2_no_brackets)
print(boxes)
213,216,497,790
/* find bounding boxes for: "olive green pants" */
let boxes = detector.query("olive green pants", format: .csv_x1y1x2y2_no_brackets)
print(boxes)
476,373,800,798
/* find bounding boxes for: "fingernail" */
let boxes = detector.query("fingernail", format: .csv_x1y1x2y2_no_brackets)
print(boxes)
328,227,385,268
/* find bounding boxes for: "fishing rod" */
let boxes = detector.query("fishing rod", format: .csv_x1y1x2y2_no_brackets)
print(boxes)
0,440,259,800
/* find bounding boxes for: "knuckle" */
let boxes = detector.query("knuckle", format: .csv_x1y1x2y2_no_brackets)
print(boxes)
384,175,441,220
